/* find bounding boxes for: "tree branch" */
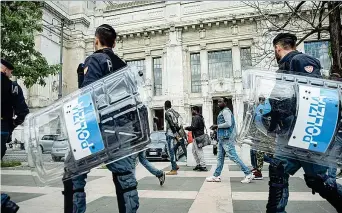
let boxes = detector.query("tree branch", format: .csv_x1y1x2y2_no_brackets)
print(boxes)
283,1,308,28
317,1,327,40
296,26,330,45
316,2,342,28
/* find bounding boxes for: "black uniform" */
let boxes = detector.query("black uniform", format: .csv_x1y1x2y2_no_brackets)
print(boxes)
82,48,126,87
1,72,29,159
70,48,140,213
277,50,322,77
266,50,342,212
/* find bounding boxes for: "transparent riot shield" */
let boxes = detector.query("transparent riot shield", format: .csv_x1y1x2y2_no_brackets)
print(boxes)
23,65,151,185
238,69,342,169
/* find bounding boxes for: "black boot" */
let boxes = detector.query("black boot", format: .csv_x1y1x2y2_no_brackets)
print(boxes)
193,165,200,171
198,166,208,172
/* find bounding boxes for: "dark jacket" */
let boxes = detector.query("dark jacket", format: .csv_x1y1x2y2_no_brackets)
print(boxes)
1,72,29,132
82,48,126,87
277,50,322,78
185,114,205,138
267,49,322,134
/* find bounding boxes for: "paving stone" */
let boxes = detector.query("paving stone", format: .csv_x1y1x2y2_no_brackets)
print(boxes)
230,177,311,192
87,197,194,213
138,176,205,191
233,200,337,213
229,165,268,172
1,174,103,187
2,192,44,203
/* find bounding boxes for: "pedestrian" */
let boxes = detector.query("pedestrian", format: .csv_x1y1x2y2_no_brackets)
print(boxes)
164,100,185,175
1,58,30,213
67,24,139,213
153,117,158,131
206,97,254,183
138,151,165,185
250,96,273,180
250,149,273,180
184,106,208,171
266,32,342,212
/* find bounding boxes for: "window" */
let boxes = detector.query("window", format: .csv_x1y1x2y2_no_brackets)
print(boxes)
153,57,162,96
127,59,146,80
208,50,233,79
304,41,331,70
241,47,252,69
190,53,201,93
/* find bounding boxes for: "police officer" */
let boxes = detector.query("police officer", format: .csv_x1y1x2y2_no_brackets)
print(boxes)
1,59,29,213
266,33,342,212
1,59,29,159
69,24,139,213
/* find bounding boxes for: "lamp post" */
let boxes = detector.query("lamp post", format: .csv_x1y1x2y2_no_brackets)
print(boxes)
58,19,65,99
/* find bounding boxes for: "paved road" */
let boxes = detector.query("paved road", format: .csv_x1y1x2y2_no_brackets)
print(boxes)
1,145,339,213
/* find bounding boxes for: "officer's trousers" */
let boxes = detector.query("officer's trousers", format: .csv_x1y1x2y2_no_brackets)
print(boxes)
1,132,9,160
267,136,342,213
72,155,139,213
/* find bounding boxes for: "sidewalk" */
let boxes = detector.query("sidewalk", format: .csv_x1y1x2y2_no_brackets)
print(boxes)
1,146,339,213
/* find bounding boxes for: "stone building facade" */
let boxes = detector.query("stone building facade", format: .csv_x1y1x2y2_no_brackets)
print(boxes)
21,1,333,132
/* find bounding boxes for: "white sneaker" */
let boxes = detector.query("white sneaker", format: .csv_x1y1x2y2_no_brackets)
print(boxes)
206,176,221,182
241,173,254,183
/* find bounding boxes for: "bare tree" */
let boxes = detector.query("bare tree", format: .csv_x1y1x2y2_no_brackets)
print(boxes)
245,1,342,74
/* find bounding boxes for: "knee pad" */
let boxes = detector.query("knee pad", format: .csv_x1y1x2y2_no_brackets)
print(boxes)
304,174,342,211
266,159,288,213
112,171,138,213
1,194,19,213
62,179,85,213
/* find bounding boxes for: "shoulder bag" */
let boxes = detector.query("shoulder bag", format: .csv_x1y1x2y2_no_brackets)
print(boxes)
195,118,211,148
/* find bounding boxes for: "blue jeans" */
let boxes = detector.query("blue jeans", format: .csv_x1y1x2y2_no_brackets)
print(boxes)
272,155,342,213
214,139,251,177
166,135,177,170
138,151,163,177
174,138,187,158
72,155,139,213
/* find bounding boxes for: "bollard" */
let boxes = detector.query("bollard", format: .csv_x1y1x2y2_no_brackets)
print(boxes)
186,143,196,167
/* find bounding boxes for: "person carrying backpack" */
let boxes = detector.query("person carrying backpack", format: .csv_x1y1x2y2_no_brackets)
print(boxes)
164,100,187,175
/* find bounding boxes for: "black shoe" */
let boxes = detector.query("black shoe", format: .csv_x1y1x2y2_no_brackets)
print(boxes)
193,165,200,171
158,172,166,186
198,167,208,172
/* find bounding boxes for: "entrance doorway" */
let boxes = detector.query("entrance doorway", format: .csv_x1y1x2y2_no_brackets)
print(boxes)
212,98,233,125
153,109,164,130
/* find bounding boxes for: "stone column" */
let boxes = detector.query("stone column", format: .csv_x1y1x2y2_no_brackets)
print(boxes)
232,39,241,78
63,38,86,95
200,44,212,125
200,44,212,126
165,27,185,117
232,39,250,163
145,50,154,131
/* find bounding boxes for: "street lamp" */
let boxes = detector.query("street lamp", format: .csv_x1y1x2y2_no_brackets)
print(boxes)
58,19,65,99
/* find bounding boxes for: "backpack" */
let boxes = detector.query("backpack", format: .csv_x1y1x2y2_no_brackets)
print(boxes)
167,108,182,131
166,108,187,140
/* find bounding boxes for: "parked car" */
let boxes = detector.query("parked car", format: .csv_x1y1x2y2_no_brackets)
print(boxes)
39,134,59,153
146,131,185,161
51,136,69,162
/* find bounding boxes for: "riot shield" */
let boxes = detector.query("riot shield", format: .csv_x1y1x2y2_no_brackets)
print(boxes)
238,69,342,169
23,65,151,184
